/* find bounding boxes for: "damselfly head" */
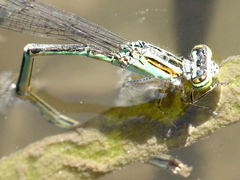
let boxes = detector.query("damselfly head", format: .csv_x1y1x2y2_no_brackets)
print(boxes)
190,44,219,90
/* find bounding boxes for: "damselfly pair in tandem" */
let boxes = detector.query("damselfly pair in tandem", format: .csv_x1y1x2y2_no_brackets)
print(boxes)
0,0,219,128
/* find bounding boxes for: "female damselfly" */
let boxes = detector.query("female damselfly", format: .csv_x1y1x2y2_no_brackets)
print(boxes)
0,0,219,128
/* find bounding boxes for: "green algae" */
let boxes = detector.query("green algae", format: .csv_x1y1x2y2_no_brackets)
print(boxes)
0,56,240,179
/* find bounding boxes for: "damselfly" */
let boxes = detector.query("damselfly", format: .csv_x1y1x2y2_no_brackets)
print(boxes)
0,0,219,128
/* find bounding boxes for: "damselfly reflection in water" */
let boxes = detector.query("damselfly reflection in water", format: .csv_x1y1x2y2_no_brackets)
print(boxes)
0,0,219,176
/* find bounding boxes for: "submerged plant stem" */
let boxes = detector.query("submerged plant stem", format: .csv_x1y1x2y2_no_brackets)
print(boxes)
0,56,240,180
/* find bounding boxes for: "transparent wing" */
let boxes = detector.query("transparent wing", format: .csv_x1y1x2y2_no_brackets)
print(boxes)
115,69,171,106
0,0,127,51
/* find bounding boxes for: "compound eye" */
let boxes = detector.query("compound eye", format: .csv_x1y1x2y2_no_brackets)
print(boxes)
192,74,207,84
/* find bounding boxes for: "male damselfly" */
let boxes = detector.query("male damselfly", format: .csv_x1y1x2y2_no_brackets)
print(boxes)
0,0,219,128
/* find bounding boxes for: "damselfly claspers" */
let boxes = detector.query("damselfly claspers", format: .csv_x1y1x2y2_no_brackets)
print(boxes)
0,0,219,128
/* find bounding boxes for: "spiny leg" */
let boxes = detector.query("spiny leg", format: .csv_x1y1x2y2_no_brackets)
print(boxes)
16,43,114,128
186,82,220,113
122,77,154,87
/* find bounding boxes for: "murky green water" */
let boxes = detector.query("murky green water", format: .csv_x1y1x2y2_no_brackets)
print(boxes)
0,0,240,179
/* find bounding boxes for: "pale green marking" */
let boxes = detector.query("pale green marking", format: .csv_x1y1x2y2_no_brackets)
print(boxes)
88,51,113,63
38,51,88,56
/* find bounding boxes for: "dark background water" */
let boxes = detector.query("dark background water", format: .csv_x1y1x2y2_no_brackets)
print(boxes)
0,0,240,179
